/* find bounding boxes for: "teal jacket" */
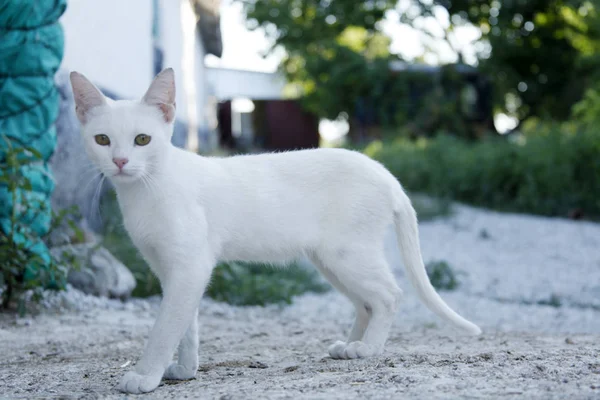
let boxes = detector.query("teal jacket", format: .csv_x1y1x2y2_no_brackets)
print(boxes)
0,0,66,282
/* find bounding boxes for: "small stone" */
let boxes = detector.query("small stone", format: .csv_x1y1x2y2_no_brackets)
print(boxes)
248,361,268,369
51,244,136,299
15,318,33,327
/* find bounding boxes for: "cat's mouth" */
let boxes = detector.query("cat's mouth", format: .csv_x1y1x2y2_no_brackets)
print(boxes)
114,170,131,177
111,170,138,181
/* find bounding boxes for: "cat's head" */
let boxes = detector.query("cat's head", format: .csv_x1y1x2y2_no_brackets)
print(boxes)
70,68,176,184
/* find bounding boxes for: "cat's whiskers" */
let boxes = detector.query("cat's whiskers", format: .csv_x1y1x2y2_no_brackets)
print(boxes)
140,174,162,202
136,171,150,190
91,174,106,226
79,171,104,202
141,171,168,201
74,164,103,187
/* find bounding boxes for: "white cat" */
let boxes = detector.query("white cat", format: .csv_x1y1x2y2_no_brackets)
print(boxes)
70,68,481,394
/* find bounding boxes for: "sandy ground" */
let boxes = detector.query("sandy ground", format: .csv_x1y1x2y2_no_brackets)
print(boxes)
1,204,600,399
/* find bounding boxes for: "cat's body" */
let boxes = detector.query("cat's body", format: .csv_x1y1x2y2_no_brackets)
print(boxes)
70,69,481,394
126,146,397,265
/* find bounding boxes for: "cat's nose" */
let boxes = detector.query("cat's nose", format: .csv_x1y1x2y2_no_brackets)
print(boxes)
113,157,129,170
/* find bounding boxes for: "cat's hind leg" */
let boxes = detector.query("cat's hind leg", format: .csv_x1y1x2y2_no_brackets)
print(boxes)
163,308,199,380
310,255,371,343
312,248,402,359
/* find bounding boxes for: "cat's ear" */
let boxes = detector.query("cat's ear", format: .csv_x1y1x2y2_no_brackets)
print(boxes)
142,68,176,123
69,71,107,125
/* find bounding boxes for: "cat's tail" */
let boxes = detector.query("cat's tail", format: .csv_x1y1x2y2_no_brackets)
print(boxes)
393,188,482,335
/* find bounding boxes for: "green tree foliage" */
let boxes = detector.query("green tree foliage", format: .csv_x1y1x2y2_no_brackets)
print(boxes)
571,80,600,125
404,0,600,124
242,0,397,120
244,0,600,132
242,1,497,140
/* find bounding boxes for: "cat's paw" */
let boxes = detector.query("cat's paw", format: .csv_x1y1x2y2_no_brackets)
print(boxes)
118,371,162,394
163,363,197,380
328,340,381,359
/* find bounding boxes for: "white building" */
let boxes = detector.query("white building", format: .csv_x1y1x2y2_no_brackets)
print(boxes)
60,0,285,151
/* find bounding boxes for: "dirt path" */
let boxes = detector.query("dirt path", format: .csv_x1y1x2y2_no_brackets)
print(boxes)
1,294,599,400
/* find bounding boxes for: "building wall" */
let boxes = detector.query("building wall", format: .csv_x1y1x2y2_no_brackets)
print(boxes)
206,67,286,101
60,0,209,139
158,0,209,149
61,0,154,100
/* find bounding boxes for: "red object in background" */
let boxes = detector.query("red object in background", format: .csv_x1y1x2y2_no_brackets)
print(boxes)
218,100,319,151
217,100,234,149
261,100,319,151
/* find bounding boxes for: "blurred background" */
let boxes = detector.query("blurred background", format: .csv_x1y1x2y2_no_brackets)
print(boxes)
1,0,600,310
60,0,600,149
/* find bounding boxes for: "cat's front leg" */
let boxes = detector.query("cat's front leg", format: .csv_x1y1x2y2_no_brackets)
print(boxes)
118,258,212,394
163,308,199,380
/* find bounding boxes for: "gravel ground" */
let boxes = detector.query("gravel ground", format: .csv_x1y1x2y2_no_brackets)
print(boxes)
1,204,599,399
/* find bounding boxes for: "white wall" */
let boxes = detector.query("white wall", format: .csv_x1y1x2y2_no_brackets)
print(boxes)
61,0,215,149
61,0,154,99
158,0,196,127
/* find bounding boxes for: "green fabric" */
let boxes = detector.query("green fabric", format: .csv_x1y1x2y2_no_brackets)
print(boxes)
0,0,66,282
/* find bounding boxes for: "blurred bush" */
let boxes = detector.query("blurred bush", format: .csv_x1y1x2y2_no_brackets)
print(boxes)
365,126,600,218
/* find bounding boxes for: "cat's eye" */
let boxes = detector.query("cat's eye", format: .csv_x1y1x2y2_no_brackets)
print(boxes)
134,134,151,146
94,134,110,146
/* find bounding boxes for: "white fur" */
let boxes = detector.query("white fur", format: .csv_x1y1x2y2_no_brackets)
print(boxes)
70,69,481,394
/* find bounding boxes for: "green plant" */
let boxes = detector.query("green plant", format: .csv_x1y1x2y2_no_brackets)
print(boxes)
0,137,82,312
425,260,460,291
207,262,330,306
